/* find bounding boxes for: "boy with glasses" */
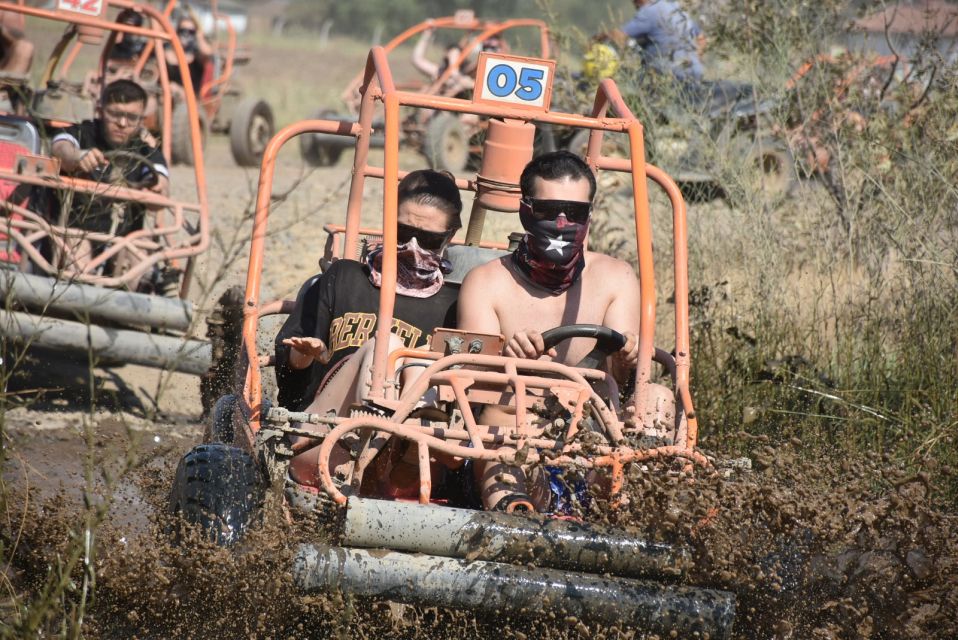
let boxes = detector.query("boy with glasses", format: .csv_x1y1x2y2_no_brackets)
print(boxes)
458,150,640,511
51,79,170,277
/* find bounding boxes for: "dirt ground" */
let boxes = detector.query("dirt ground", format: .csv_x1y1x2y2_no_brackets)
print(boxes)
2,26,957,640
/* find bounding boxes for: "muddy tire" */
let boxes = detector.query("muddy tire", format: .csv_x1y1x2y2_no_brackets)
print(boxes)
169,443,262,546
205,393,237,444
423,113,468,173
200,285,245,417
300,109,344,166
170,101,207,166
229,97,274,167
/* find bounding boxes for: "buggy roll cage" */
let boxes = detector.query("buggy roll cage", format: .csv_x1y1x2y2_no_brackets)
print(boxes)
240,46,703,501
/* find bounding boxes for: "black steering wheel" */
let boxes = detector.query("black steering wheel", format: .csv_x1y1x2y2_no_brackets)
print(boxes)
88,149,160,190
540,324,627,370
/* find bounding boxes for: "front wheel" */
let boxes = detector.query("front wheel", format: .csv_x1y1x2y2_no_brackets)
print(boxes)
422,113,469,174
170,101,207,166
169,443,262,546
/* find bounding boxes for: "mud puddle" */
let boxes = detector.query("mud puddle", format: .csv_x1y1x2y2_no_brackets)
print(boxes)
2,419,955,639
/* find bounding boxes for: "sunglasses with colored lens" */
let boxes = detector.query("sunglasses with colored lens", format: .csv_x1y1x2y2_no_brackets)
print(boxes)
520,198,592,224
396,222,453,252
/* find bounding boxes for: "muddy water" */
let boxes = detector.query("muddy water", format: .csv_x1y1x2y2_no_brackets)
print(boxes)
2,413,955,639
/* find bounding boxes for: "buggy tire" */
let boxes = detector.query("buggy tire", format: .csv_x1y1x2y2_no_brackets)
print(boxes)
169,443,262,546
229,97,274,167
170,101,208,166
745,135,798,198
299,109,345,166
423,113,468,173
205,393,237,444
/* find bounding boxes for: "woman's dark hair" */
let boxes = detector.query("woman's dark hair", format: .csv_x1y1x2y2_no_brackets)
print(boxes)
520,150,597,201
397,169,463,232
101,79,148,107
116,8,144,27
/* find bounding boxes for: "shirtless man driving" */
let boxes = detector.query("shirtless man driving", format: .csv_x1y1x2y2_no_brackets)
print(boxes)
458,150,641,511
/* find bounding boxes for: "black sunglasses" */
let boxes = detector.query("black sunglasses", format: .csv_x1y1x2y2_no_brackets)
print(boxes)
396,222,453,252
520,198,592,224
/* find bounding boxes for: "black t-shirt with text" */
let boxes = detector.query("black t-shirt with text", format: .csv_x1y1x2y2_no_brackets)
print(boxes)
274,259,458,410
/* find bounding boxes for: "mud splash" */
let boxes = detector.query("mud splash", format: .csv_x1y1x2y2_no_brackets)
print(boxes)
2,430,956,639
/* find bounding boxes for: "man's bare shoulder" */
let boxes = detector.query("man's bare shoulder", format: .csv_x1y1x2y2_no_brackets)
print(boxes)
585,250,636,278
461,255,512,285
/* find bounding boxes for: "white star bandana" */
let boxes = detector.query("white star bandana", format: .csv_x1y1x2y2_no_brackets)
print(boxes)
545,237,570,254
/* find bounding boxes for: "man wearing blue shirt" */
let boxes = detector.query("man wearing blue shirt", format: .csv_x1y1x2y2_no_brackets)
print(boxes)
619,0,704,83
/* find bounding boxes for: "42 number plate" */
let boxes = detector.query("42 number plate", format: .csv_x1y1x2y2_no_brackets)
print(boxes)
58,0,105,17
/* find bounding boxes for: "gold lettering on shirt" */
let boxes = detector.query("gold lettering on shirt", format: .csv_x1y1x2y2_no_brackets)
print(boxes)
392,318,422,347
328,313,425,352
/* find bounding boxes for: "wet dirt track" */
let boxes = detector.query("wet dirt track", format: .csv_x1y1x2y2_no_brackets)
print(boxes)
1,129,956,640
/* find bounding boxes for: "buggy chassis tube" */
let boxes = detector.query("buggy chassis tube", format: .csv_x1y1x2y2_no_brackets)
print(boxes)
343,496,692,579
595,157,698,448
315,416,709,506
0,310,210,375
294,544,735,639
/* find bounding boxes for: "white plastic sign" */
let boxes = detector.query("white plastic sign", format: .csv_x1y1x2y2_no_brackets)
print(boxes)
58,0,104,16
474,53,555,112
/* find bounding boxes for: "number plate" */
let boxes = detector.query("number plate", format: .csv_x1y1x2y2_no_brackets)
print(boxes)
473,52,555,112
57,0,104,17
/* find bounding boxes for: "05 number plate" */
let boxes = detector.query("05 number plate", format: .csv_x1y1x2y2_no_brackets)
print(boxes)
473,53,555,112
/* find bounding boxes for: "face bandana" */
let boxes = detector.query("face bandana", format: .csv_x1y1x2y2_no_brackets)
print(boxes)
511,203,590,294
366,237,452,298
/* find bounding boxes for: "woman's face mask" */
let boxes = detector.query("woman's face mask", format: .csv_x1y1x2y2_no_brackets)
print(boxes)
366,236,453,298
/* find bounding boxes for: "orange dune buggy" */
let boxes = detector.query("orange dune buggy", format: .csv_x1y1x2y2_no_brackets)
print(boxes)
0,0,211,376
172,42,735,638
299,10,554,173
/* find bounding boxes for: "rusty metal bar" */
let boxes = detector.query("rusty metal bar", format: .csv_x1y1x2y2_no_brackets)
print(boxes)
343,497,692,579
294,544,735,639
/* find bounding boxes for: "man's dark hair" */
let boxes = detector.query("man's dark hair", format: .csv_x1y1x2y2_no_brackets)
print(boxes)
520,150,597,201
397,169,463,231
101,79,148,107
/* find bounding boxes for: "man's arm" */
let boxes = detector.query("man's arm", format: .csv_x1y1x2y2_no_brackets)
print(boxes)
51,138,107,174
601,258,641,383
411,27,439,79
144,144,170,199
621,5,657,41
